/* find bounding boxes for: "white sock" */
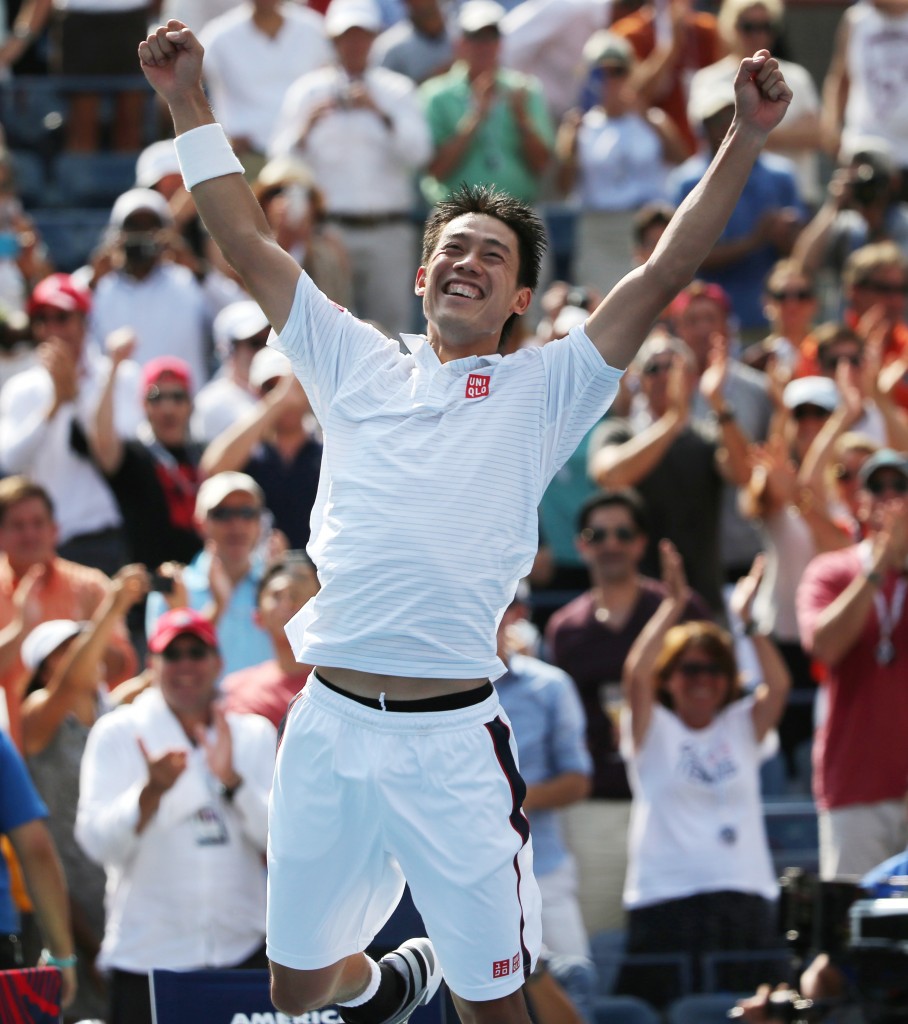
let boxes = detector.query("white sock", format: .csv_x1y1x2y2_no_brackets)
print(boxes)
337,957,382,1008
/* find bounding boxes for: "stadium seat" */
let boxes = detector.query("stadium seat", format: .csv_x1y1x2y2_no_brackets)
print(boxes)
53,151,141,208
763,799,820,875
590,927,627,995
593,993,663,1024
0,79,65,151
667,992,750,1024
9,150,48,209
700,948,792,994
29,208,110,272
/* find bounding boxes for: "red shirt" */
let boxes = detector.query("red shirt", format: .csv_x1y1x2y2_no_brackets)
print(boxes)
797,545,908,810
221,660,311,730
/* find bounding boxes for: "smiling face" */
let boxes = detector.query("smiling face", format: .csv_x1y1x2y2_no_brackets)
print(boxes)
664,641,734,730
416,213,532,359
155,634,221,723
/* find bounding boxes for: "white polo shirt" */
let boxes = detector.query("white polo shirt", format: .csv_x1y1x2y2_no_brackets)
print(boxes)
274,272,623,680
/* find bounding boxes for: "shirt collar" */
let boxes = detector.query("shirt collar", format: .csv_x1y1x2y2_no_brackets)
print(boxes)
400,333,503,370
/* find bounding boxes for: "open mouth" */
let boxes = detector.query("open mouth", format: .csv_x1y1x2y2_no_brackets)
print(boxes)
443,281,483,300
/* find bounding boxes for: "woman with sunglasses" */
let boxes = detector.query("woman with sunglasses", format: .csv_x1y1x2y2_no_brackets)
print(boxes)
687,0,821,205
616,543,789,1005
555,30,686,295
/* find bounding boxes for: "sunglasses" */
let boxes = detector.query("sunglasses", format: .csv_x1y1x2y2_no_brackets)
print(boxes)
146,388,190,405
857,280,908,295
737,19,775,32
207,506,260,522
677,660,725,678
820,353,862,371
599,65,629,78
31,309,76,325
580,525,638,544
866,476,908,496
793,403,832,421
233,332,269,351
161,642,211,662
642,360,673,376
769,288,813,302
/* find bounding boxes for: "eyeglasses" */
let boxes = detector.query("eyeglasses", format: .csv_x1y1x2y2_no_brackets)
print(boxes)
146,388,190,405
31,309,76,325
580,525,638,544
769,288,814,302
207,505,260,522
857,280,908,295
599,65,629,78
820,353,862,371
792,403,833,421
676,660,726,678
737,19,775,33
642,359,673,376
866,475,908,496
161,642,211,662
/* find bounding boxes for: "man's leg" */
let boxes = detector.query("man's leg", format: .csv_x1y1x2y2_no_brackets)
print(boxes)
270,955,373,1015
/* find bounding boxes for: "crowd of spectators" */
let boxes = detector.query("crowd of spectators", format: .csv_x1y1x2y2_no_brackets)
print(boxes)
1,0,908,1021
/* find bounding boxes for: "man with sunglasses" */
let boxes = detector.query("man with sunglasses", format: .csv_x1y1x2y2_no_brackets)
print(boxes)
544,489,712,935
0,274,143,576
145,471,274,676
76,606,277,1024
797,447,908,881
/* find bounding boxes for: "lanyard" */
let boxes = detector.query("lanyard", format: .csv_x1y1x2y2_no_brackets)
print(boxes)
873,576,907,666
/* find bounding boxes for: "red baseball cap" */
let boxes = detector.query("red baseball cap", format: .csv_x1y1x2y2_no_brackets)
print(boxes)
668,280,732,319
142,356,193,396
27,274,92,317
147,607,218,653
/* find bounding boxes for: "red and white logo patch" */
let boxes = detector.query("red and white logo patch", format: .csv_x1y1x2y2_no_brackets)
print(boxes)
492,959,511,979
512,953,521,973
465,373,490,399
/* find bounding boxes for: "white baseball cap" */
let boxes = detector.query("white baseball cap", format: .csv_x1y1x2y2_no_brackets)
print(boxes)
325,0,382,36
135,140,181,189
213,301,271,358
459,0,505,33
109,187,173,228
782,376,840,413
195,472,264,518
21,620,83,672
249,346,293,390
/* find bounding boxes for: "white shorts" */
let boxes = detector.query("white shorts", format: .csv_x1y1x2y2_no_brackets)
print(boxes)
266,674,542,1001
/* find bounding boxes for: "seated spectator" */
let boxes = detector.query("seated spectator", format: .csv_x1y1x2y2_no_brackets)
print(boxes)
192,300,269,444
796,448,908,880
497,587,593,962
0,275,142,574
269,0,432,336
200,348,321,551
89,351,204,570
146,472,274,677
618,546,789,1004
589,331,751,614
0,728,76,1010
672,84,806,335
89,189,212,390
0,151,53,314
371,0,454,85
252,157,352,309
221,554,319,729
792,140,908,291
687,0,821,205
75,607,277,1024
0,477,138,749
743,259,818,374
544,488,712,934
555,31,686,294
21,565,148,1022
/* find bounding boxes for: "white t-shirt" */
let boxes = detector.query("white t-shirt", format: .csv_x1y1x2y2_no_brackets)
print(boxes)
273,271,623,679
620,699,779,908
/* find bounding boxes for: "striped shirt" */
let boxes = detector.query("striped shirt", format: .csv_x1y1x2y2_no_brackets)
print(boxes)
274,272,623,680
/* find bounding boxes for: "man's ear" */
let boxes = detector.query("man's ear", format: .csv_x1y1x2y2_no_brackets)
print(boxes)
512,286,532,317
415,267,427,296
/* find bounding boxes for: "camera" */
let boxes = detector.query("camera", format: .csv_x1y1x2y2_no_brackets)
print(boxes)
850,162,889,206
150,571,174,595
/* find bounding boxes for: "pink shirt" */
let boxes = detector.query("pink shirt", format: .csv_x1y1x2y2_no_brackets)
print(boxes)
221,660,310,730
797,546,908,810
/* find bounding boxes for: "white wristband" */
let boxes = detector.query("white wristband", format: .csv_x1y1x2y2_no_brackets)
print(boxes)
174,123,245,191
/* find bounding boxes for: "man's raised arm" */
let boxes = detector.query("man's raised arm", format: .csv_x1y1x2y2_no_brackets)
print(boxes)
585,50,792,370
138,22,302,332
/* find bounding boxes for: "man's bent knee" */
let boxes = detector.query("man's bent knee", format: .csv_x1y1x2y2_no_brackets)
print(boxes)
270,960,345,1015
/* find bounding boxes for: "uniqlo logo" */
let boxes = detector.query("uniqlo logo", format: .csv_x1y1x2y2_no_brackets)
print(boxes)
465,373,490,399
512,953,521,972
492,958,511,978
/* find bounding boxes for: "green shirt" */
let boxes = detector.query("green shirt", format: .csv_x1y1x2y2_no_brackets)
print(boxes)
419,62,555,206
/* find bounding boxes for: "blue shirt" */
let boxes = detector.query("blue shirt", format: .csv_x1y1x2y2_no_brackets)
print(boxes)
146,549,272,678
495,653,592,876
0,730,47,932
670,152,806,330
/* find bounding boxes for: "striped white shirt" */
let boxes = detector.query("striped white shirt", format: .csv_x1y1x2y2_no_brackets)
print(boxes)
274,272,623,680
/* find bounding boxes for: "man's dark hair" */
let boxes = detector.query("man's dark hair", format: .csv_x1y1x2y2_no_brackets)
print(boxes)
577,488,649,535
255,553,317,607
421,183,547,343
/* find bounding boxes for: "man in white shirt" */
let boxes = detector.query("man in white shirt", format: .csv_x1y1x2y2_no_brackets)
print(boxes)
269,0,432,336
75,606,277,1024
139,19,792,1024
0,274,142,574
